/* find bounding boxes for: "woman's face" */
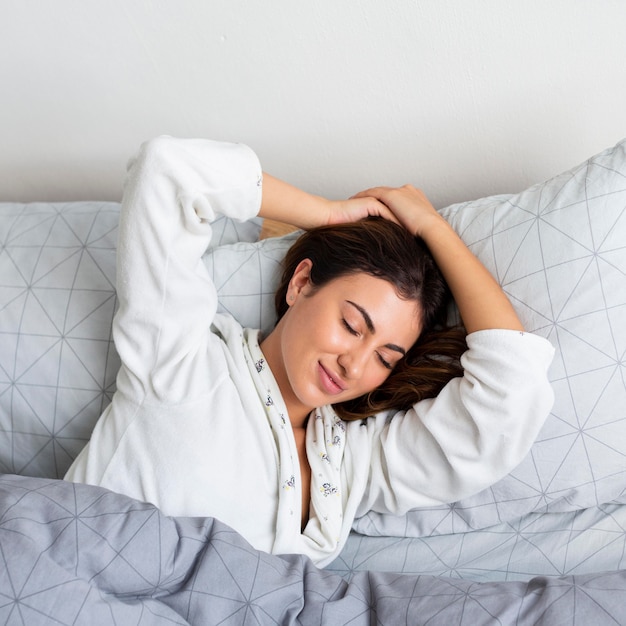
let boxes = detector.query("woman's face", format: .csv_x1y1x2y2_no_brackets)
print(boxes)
262,261,422,422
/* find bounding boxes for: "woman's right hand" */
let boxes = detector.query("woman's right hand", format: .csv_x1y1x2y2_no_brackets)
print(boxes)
259,173,398,230
326,195,399,227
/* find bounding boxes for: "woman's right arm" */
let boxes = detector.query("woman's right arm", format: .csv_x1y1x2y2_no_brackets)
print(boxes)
258,173,397,230
114,137,262,399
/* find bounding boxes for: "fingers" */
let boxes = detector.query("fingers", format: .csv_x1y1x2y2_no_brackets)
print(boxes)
352,184,427,206
350,185,439,238
364,199,401,224
350,187,392,201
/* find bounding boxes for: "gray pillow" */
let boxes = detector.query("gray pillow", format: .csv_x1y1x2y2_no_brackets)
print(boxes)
354,138,626,537
0,205,262,478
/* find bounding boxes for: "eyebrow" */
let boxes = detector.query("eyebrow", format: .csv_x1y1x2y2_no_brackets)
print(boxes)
346,300,407,356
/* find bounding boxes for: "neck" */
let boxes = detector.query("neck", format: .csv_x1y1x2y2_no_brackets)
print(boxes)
288,408,310,430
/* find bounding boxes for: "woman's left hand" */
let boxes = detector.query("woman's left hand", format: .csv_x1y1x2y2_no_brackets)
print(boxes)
351,185,443,238
355,185,524,333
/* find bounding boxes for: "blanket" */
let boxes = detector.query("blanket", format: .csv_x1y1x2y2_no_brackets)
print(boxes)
1,474,625,625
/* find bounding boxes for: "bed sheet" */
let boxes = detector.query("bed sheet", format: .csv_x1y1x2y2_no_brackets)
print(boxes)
328,502,626,583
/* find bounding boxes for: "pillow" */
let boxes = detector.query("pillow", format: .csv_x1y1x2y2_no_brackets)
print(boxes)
353,138,626,537
0,204,266,478
2,137,625,541
205,231,300,334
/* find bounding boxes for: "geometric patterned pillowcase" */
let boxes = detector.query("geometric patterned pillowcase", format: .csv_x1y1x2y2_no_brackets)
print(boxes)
204,231,301,335
354,138,626,537
0,201,122,479
0,207,262,479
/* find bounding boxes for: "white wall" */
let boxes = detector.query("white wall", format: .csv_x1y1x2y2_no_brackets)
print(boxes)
1,1,625,207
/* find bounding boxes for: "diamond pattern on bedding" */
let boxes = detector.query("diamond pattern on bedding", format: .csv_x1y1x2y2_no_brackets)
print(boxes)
0,202,121,479
204,231,301,334
0,203,260,479
2,474,626,626
330,503,626,582
353,139,626,538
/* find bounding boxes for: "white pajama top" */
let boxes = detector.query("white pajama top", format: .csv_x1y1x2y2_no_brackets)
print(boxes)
65,136,555,567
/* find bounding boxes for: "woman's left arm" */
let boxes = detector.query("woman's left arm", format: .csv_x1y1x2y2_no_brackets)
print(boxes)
353,185,523,333
350,185,555,514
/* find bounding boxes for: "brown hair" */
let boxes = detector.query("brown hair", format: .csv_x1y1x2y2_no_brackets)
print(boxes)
274,217,467,420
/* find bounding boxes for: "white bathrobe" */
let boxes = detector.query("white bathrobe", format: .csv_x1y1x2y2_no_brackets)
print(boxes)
65,136,555,567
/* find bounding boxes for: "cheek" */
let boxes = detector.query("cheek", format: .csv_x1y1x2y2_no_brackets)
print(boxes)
369,367,393,389
356,359,392,393
282,307,329,368
290,302,343,351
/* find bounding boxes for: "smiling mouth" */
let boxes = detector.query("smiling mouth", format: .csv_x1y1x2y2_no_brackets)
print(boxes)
318,363,345,394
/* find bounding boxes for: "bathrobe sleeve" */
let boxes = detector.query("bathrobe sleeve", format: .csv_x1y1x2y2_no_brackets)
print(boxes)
113,136,262,403
353,329,555,516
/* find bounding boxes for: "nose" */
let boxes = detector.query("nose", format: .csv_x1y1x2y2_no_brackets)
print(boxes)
338,347,368,380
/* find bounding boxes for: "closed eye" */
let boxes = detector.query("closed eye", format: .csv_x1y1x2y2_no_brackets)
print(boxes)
342,318,359,336
377,353,393,370
344,318,393,370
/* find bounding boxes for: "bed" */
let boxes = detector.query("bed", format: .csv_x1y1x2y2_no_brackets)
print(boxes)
1,138,625,624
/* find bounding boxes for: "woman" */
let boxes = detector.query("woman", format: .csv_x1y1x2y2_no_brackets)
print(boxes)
65,136,554,567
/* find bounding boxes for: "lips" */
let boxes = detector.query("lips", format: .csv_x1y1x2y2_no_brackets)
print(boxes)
318,362,345,395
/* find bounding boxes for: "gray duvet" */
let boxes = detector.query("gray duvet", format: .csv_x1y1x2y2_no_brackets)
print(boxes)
1,474,625,625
